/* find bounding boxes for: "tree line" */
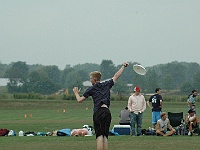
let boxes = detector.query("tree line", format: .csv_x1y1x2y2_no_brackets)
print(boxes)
1,60,200,95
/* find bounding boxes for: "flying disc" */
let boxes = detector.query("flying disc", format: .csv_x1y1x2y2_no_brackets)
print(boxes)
133,64,147,75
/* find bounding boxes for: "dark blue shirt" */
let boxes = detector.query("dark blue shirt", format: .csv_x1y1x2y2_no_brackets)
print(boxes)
149,94,162,112
83,79,114,113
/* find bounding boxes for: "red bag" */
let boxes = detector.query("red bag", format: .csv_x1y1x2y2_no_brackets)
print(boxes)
0,129,9,136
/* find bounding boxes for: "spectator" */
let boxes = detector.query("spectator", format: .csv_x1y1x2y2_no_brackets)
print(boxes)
156,112,176,136
147,88,163,129
185,109,199,136
187,90,198,113
119,107,130,125
128,86,146,136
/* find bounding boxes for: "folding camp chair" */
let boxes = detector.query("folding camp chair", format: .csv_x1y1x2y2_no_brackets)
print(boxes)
184,114,200,136
168,112,185,135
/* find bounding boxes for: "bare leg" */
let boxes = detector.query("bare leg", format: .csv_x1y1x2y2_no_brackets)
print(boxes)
103,137,108,150
96,136,108,150
156,130,164,136
97,135,105,150
189,123,193,132
163,129,176,136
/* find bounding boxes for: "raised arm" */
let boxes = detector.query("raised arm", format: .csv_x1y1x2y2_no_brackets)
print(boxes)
112,62,129,82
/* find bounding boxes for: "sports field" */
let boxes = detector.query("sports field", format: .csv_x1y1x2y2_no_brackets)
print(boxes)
0,99,199,150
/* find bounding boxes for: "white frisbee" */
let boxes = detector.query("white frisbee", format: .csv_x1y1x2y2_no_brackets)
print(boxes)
133,64,147,75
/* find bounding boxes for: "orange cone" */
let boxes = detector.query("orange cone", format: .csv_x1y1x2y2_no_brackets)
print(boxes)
30,114,32,118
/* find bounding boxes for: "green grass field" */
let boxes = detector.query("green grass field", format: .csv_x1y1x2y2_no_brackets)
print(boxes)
0,99,199,150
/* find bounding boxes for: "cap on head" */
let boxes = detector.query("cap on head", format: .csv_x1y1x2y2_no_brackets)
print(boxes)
188,109,195,113
134,86,140,92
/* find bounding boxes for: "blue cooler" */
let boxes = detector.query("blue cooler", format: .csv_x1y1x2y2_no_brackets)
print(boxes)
113,125,130,135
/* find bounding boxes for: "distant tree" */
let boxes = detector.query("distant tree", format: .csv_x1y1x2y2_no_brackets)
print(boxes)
160,61,186,89
180,82,193,94
0,63,11,78
26,70,61,94
42,65,61,84
73,63,100,74
193,71,200,91
100,60,116,80
28,64,44,73
163,75,173,91
112,79,128,95
144,70,159,93
60,66,74,88
63,70,87,94
5,61,29,93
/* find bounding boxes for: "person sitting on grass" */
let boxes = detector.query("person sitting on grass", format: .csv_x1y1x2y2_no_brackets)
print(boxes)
185,109,199,136
156,112,176,136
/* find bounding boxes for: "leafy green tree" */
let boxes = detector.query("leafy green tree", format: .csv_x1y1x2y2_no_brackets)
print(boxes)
5,61,29,93
73,63,100,74
63,70,88,94
144,70,159,93
26,70,61,94
60,66,74,88
0,63,11,77
100,60,116,80
193,71,200,91
42,65,61,84
112,79,128,95
180,82,193,94
160,62,186,89
163,75,173,91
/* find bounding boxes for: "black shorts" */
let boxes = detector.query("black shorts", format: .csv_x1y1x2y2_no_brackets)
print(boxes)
93,107,111,139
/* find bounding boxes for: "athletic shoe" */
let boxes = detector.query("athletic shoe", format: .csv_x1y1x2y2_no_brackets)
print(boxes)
188,132,191,136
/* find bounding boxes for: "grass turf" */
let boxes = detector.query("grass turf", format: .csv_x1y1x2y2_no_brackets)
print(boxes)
0,99,199,150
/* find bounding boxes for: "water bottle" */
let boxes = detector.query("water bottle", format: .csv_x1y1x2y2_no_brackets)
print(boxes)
19,130,24,136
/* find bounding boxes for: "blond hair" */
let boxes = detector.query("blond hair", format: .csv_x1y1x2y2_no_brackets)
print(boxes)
89,71,102,81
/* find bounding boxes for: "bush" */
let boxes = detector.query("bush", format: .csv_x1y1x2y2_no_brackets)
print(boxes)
13,93,44,99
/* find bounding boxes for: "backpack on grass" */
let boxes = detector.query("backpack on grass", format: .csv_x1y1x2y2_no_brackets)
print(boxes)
0,129,9,136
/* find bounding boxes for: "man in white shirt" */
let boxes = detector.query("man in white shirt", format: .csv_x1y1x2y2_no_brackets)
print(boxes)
128,86,146,136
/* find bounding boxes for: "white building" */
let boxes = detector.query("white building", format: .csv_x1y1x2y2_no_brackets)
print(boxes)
0,78,9,86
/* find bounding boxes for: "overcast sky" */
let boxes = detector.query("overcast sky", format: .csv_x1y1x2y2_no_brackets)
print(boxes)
0,0,200,69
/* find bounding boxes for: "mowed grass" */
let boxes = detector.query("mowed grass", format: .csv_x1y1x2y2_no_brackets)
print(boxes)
0,99,199,150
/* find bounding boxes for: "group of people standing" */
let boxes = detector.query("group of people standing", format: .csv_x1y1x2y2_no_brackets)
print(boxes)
119,87,167,136
119,87,198,136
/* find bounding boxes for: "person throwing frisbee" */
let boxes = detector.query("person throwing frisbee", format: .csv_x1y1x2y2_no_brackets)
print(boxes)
73,62,129,150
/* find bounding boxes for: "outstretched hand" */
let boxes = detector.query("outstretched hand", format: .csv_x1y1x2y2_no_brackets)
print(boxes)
73,87,81,94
